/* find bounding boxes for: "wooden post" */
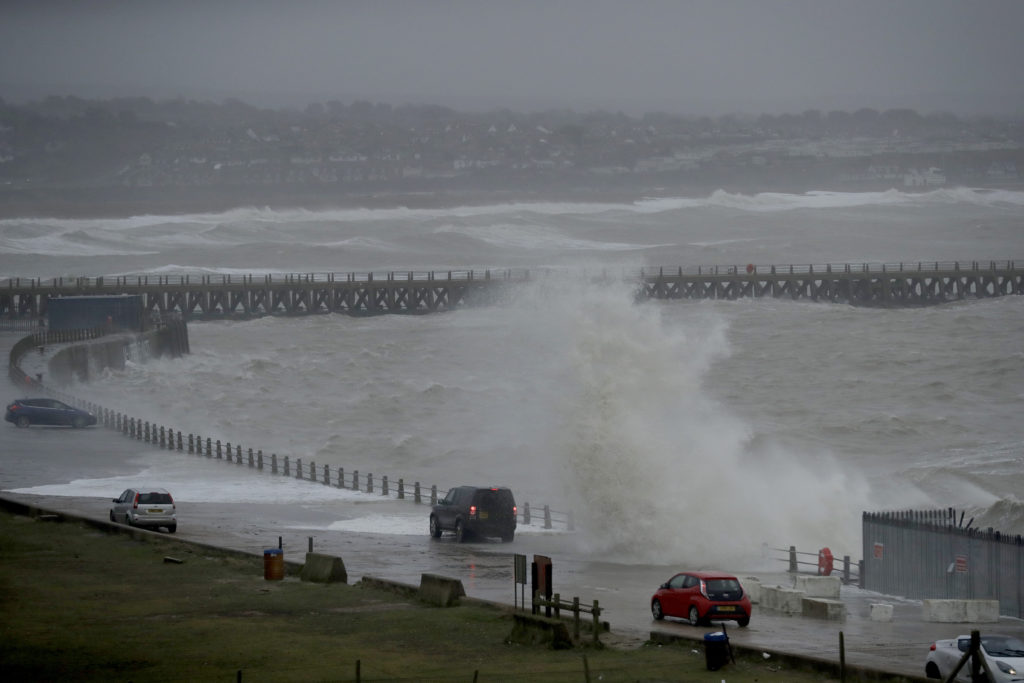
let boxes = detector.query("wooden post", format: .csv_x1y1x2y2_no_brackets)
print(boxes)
323,464,329,485
839,631,846,683
216,440,222,459
176,431,183,451
592,600,601,644
352,470,359,490
338,467,344,488
789,545,798,573
524,502,531,525
188,433,195,454
225,442,232,461
398,478,405,499
573,596,580,640
248,448,254,467
284,456,290,476
382,475,389,496
295,458,301,479
366,473,373,493
414,482,421,503
271,453,277,474
544,505,552,529
257,450,263,470
206,437,212,457
431,484,437,505
236,445,242,464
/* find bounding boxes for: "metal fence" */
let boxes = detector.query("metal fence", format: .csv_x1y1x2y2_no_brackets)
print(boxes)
862,509,1024,619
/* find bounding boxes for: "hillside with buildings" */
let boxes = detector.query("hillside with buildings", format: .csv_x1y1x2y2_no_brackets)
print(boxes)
1,96,1021,214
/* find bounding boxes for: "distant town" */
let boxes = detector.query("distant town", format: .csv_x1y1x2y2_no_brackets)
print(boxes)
0,95,1021,212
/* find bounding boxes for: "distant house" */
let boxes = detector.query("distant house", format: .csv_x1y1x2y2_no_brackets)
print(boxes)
904,167,946,187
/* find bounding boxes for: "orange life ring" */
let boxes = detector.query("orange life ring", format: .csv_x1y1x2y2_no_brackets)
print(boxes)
818,547,834,576
746,263,755,274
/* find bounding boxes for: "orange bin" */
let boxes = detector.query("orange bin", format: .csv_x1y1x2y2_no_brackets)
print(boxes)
263,548,284,580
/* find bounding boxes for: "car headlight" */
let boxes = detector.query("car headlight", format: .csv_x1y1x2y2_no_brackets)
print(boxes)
996,660,1017,675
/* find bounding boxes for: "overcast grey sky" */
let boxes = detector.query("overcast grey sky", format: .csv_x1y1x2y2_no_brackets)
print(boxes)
2,0,1023,116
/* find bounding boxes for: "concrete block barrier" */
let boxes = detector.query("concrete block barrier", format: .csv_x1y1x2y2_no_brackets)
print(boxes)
870,603,894,622
507,613,573,649
801,597,845,621
742,577,761,604
922,599,1000,623
418,573,466,607
761,585,804,615
299,552,348,584
795,575,841,599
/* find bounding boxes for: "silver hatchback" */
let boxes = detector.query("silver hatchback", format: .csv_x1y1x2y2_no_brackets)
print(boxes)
110,488,177,533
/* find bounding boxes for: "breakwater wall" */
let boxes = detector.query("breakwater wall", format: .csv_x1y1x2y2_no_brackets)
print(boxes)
2,261,1021,320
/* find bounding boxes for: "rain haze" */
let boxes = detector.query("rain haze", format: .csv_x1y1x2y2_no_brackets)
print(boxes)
2,0,1024,116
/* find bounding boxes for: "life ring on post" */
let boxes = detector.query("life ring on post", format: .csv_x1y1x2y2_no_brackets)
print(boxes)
746,263,755,274
817,547,834,576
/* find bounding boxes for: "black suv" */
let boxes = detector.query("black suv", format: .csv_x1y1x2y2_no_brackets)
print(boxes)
430,486,517,543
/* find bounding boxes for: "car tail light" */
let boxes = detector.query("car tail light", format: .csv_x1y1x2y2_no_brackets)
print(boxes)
169,494,175,511
469,505,477,518
929,643,936,651
699,579,709,599
132,493,139,509
513,505,517,516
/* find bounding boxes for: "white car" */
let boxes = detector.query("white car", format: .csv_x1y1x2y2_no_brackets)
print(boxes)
926,634,1024,682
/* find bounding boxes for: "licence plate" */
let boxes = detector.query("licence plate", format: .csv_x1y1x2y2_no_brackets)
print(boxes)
148,509,163,514
479,511,489,520
717,606,736,612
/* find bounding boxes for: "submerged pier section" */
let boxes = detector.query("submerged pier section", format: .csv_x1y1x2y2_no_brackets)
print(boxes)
1,261,1021,321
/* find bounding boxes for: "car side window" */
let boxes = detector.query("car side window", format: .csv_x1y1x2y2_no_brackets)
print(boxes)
668,575,686,589
957,638,970,652
682,575,698,589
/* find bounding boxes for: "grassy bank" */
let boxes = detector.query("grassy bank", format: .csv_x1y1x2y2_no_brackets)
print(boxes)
0,509,847,682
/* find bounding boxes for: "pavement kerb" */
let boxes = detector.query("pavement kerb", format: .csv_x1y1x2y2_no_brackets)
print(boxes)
0,494,306,574
647,630,931,682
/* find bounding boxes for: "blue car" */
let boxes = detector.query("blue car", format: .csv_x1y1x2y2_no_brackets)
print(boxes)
5,398,97,428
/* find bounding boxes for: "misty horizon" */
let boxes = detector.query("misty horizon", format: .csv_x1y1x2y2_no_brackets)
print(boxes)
3,0,1024,118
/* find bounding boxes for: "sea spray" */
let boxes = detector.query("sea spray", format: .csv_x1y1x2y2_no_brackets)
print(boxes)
508,271,874,565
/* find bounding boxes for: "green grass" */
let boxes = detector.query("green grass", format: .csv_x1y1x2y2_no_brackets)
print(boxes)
0,510,844,682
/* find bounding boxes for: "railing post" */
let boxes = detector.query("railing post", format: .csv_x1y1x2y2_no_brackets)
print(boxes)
338,467,345,488
544,505,552,529
398,478,404,499
366,473,373,493
257,449,263,470
382,475,389,496
524,502,531,525
789,545,798,573
271,453,277,474
295,458,302,479
284,456,290,476
414,482,421,503
352,470,359,491
323,464,330,484
592,600,601,644
431,485,437,505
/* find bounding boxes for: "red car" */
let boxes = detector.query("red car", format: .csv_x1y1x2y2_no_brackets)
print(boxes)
651,570,752,627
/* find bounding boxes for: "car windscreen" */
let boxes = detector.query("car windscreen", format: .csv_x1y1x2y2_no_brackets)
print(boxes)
138,492,172,504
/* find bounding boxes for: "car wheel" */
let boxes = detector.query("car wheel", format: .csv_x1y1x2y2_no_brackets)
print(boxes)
651,599,664,621
72,416,87,428
924,662,941,679
454,520,465,543
124,514,132,527
429,515,442,538
501,530,514,543
15,415,30,428
738,617,750,627
167,524,177,534
689,606,701,626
